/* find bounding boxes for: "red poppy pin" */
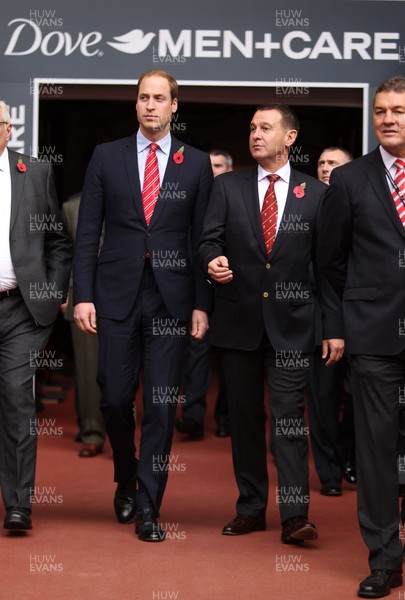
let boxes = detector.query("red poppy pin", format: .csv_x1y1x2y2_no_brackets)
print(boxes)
17,156,26,173
293,182,306,198
173,146,185,164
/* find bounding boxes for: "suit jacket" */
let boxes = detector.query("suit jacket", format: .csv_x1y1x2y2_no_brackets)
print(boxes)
73,133,213,321
7,149,72,326
198,166,326,352
62,194,81,322
317,147,405,355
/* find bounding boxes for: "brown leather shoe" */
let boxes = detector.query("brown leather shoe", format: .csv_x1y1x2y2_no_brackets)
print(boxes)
79,443,103,458
222,514,266,535
281,516,318,544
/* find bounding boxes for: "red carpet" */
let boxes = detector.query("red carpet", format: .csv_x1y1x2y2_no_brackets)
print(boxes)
1,380,369,600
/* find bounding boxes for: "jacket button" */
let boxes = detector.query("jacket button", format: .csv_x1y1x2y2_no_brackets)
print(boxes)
263,292,269,298
265,263,271,269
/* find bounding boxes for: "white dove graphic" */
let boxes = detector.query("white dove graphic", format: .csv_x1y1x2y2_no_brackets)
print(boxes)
107,29,156,54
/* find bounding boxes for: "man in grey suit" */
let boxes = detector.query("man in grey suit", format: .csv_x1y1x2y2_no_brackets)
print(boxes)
0,101,72,532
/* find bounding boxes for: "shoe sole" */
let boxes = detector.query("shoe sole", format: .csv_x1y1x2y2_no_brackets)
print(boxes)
282,525,318,544
4,521,32,531
137,534,166,542
357,575,403,598
222,524,266,535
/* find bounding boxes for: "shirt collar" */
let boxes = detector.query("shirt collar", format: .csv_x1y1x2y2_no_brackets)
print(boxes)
379,145,400,172
137,129,171,155
257,160,291,184
0,147,10,173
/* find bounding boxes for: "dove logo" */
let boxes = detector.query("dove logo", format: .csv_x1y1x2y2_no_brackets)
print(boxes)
5,18,102,56
107,29,156,54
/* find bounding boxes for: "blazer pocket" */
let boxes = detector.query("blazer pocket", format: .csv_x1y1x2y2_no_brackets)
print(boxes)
343,287,377,301
216,285,240,302
97,248,119,264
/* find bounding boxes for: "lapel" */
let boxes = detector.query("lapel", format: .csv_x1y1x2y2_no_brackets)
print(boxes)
8,150,27,231
365,147,405,239
122,134,145,223
241,167,268,258
270,167,305,261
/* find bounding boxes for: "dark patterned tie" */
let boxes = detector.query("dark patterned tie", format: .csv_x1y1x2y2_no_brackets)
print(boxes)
142,143,160,224
261,174,280,254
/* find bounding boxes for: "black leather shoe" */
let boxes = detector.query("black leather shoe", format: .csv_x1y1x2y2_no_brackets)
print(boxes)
4,509,32,531
135,508,165,542
175,417,204,439
222,514,266,535
358,570,402,598
281,516,318,544
343,461,357,484
320,481,342,496
114,480,137,524
215,423,230,437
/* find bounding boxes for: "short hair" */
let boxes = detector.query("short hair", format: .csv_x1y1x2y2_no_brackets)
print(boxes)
320,146,353,162
136,70,178,101
374,75,405,104
254,103,300,134
209,149,233,168
0,101,11,124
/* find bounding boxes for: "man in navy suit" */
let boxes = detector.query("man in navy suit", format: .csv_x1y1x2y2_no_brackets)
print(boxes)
199,104,342,543
73,70,213,541
318,75,405,598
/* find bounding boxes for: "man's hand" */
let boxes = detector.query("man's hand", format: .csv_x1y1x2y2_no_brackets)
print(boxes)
74,302,97,334
322,338,345,366
207,255,233,284
190,309,209,340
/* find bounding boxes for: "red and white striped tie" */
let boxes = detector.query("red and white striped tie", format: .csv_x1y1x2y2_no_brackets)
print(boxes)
392,159,405,228
142,143,160,225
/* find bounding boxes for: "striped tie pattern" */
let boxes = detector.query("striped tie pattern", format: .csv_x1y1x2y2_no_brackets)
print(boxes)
142,143,160,225
261,174,280,255
393,159,405,228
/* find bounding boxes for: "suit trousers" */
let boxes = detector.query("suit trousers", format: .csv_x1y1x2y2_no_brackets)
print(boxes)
351,352,405,572
181,335,229,427
307,346,342,484
0,293,52,512
97,260,188,515
70,324,105,446
218,338,311,523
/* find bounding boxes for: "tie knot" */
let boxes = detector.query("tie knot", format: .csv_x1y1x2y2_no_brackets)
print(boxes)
267,174,280,184
395,159,405,172
149,143,159,153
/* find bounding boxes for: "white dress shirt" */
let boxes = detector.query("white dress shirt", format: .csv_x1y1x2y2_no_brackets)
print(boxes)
0,148,17,291
380,145,404,191
257,160,291,234
137,129,171,190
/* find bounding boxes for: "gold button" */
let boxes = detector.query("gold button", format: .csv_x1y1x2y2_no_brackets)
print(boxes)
263,292,269,298
266,263,271,269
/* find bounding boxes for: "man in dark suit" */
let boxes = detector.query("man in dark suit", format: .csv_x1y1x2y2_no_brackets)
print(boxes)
61,195,105,458
199,104,341,543
318,75,405,598
0,100,72,532
73,70,213,541
307,146,355,497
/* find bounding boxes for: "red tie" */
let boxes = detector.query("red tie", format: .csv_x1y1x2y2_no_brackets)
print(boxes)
142,143,160,225
261,174,280,255
392,159,405,228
